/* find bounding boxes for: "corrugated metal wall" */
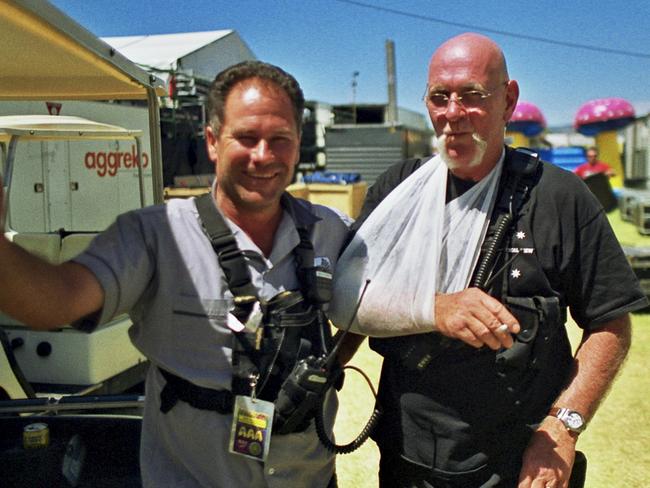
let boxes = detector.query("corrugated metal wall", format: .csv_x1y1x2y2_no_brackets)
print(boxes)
325,125,432,186
624,115,650,187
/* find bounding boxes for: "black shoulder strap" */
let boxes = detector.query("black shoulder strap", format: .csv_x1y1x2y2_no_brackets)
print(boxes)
471,147,540,292
280,193,316,273
281,194,327,306
504,147,540,212
194,194,262,397
195,193,323,312
195,193,258,321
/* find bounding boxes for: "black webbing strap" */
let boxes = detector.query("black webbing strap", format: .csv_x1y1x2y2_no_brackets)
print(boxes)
195,193,258,322
159,368,234,414
193,194,264,397
294,226,318,303
158,194,262,412
469,148,540,291
495,149,539,298
294,226,314,269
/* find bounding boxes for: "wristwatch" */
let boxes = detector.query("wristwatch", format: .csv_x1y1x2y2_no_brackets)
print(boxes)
549,407,586,434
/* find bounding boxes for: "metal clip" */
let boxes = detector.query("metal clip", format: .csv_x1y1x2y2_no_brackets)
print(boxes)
254,327,263,350
233,295,257,306
249,373,259,401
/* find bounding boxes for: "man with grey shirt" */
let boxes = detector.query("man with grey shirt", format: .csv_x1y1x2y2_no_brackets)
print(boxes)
0,61,349,487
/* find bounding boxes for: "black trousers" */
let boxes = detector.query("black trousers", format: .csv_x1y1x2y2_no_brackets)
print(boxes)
378,451,509,488
377,450,587,488
328,471,338,488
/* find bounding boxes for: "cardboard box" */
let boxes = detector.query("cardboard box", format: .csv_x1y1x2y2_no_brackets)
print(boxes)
623,246,650,298
286,183,309,200
305,182,367,219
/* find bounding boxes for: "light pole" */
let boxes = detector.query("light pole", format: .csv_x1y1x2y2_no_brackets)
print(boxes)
352,71,359,124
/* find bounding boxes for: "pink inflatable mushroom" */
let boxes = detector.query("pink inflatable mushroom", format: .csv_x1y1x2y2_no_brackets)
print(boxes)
507,101,547,148
575,98,635,188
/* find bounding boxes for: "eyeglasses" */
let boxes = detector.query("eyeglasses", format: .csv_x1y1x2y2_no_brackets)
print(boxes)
423,83,507,112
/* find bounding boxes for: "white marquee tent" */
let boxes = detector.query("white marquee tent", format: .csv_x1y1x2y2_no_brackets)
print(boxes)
101,30,256,85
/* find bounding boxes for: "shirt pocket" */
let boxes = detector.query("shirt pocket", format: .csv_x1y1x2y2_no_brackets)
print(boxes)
172,295,232,332
166,295,233,370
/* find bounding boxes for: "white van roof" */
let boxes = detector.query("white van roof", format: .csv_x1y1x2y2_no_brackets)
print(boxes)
0,115,142,141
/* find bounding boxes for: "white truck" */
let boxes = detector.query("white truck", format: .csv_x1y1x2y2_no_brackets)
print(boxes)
1,114,150,396
0,0,166,401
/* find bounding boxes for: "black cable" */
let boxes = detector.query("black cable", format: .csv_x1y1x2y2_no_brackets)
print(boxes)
471,213,513,290
315,365,382,454
312,280,381,453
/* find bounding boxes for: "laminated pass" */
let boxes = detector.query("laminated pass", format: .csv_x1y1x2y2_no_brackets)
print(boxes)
331,155,503,336
229,395,274,462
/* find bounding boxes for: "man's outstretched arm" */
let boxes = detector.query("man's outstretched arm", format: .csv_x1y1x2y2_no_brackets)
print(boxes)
0,179,103,329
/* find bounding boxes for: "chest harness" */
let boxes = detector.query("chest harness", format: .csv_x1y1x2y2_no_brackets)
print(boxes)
159,193,336,434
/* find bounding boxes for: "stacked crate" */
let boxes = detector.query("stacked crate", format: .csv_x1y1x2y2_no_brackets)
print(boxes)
618,188,646,222
632,194,650,235
622,246,650,299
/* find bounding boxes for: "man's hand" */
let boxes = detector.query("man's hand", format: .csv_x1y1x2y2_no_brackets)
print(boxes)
434,288,520,349
518,416,577,488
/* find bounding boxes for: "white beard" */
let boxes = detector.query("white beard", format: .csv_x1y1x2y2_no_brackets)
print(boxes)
436,132,487,170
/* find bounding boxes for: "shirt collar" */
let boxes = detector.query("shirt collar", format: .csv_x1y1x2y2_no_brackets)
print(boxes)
210,191,322,266
280,192,321,229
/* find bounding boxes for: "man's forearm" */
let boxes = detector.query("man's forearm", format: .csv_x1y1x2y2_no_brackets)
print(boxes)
0,237,103,329
518,315,632,487
551,314,631,421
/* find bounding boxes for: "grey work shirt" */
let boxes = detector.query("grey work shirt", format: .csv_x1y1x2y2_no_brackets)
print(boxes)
73,195,350,488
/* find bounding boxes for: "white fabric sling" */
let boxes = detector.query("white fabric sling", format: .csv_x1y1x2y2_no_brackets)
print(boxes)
330,154,503,336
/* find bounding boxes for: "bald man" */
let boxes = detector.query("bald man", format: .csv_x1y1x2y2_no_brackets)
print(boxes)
331,33,645,487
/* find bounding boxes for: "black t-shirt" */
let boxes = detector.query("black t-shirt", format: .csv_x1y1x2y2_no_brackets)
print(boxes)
353,148,647,480
355,151,646,326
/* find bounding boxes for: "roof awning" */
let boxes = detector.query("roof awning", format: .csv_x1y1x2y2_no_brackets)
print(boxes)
0,0,166,100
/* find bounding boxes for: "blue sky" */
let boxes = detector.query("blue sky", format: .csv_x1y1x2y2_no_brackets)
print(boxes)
51,0,650,127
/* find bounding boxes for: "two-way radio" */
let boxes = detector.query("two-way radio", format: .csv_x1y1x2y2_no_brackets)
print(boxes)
273,279,382,453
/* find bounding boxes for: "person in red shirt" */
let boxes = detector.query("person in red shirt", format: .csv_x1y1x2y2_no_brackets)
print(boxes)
575,146,615,179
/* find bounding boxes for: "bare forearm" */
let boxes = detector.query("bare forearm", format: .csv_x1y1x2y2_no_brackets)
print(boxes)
0,237,103,328
518,315,632,487
552,315,631,420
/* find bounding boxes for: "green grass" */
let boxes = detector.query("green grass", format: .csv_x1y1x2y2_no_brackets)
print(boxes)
335,208,650,487
606,209,650,248
335,340,382,487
